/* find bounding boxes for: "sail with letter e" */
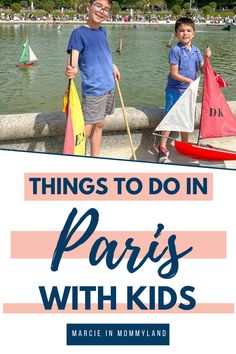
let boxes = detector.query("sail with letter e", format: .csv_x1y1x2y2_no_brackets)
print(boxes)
63,79,86,155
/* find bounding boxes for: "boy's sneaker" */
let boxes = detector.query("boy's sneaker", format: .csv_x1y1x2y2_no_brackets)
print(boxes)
158,146,169,163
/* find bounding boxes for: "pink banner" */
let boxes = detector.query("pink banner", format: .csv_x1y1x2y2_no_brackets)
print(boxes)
3,303,234,314
11,231,226,259
24,173,213,201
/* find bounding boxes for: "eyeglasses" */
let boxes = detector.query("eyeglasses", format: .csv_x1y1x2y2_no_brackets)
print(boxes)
92,2,112,15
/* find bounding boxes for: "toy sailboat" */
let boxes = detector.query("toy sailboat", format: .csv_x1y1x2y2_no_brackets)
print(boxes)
16,38,38,68
153,57,236,161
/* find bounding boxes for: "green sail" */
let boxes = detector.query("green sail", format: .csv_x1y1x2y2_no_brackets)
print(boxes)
19,41,29,64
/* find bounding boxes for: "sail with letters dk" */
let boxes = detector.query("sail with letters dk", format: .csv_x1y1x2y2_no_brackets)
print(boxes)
153,57,236,161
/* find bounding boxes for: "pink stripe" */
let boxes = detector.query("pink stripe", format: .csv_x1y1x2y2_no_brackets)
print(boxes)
24,173,213,201
11,231,226,259
3,303,234,314
63,104,74,154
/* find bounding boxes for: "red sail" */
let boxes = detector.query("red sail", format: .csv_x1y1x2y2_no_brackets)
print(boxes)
213,71,229,88
200,57,236,138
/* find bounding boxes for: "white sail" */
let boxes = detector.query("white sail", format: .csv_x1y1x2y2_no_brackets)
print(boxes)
28,45,38,63
154,77,200,133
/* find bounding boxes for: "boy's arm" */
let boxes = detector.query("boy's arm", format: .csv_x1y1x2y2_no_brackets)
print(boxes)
200,47,212,73
170,64,194,84
65,49,79,79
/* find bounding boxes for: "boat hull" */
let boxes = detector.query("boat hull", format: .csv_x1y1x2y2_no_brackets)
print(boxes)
16,63,34,68
174,141,236,161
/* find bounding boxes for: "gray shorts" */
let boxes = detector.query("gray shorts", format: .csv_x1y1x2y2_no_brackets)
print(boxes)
82,89,115,125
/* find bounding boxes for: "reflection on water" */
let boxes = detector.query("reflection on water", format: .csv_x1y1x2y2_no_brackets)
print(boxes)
18,65,37,82
0,23,235,115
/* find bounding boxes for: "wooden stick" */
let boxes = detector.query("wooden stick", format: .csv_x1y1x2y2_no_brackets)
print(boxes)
119,36,123,52
115,79,137,160
116,36,123,53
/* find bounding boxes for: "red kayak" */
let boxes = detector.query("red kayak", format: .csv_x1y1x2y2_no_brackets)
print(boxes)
175,140,236,161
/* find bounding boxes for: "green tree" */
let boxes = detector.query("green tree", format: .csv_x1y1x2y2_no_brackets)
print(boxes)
184,0,236,7
11,2,21,11
201,5,212,17
171,4,181,15
70,0,79,10
119,0,140,9
53,0,68,7
183,2,190,9
143,0,166,11
43,0,55,13
112,1,121,14
75,0,87,12
233,7,236,14
166,0,184,9
209,2,217,10
20,0,28,8
155,0,166,10
133,0,143,10
32,0,44,8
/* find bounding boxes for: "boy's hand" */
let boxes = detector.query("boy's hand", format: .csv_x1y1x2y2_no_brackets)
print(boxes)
65,65,78,79
205,47,211,58
113,64,121,81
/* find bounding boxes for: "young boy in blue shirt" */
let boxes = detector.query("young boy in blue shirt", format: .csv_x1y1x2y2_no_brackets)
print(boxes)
65,0,120,157
156,17,211,162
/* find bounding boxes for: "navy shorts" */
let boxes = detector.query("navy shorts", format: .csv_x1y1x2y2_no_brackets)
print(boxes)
165,91,182,115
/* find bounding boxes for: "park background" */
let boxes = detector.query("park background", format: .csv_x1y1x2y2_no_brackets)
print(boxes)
1,1,236,23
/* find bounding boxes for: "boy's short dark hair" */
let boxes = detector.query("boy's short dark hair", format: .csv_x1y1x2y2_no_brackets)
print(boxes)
89,0,113,4
175,17,196,32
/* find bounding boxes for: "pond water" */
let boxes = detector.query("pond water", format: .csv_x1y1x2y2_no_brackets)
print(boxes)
0,23,235,115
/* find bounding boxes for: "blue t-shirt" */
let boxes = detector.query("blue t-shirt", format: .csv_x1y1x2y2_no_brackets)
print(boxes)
67,26,115,96
166,43,203,93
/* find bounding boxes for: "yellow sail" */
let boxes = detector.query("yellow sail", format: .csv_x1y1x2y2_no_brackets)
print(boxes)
63,79,86,155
